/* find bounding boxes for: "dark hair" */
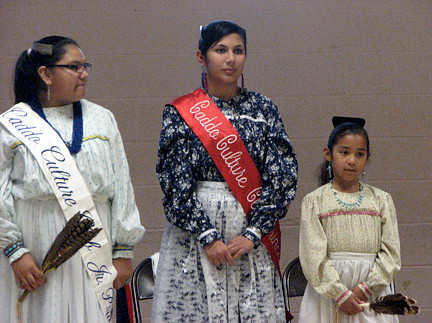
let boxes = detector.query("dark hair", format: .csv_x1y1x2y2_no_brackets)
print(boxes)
318,122,370,185
198,21,247,57
14,36,79,104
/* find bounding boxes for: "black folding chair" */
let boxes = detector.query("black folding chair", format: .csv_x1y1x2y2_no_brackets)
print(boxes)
130,257,155,323
282,257,308,322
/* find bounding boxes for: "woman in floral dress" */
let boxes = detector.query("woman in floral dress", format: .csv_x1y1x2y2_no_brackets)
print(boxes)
152,21,298,322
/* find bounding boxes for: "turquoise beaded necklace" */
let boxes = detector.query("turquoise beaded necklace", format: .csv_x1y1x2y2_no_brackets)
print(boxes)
330,180,363,208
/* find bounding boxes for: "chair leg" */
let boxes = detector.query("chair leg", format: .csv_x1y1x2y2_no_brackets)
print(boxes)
287,300,292,323
131,283,142,323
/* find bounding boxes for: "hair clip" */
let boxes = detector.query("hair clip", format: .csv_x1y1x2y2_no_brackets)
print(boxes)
32,41,53,55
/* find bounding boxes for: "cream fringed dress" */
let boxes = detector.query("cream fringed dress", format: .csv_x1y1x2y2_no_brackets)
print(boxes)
0,100,145,323
299,183,401,323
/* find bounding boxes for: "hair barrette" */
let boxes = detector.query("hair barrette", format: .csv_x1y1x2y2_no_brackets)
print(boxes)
31,41,53,55
332,116,365,128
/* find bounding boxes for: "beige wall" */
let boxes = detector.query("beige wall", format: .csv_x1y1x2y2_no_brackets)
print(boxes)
1,1,431,322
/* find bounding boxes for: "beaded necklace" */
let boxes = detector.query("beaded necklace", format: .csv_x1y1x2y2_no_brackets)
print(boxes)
330,180,363,208
28,97,83,154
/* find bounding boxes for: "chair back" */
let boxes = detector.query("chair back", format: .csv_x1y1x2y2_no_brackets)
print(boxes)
131,257,155,323
282,256,308,321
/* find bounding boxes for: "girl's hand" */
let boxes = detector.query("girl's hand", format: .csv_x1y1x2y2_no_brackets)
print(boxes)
227,235,254,261
204,239,234,266
340,294,364,316
11,253,46,292
351,285,368,302
113,258,133,289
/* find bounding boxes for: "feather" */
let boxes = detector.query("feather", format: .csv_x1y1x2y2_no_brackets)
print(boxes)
40,212,101,273
16,212,102,323
360,293,420,315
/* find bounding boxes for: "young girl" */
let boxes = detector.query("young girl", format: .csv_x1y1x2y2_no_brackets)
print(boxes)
298,116,401,323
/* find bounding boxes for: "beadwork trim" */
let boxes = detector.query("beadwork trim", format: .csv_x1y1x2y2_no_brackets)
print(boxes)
4,241,25,258
319,211,381,219
336,289,352,305
359,282,373,297
330,180,363,208
113,243,134,252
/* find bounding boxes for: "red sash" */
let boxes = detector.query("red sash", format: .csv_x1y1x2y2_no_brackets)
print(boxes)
170,88,283,275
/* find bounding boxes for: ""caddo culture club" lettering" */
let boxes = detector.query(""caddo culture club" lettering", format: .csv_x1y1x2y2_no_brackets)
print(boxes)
1,107,43,143
190,100,248,188
41,146,76,206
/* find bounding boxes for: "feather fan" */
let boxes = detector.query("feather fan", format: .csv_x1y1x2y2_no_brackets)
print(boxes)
360,293,420,315
16,212,102,322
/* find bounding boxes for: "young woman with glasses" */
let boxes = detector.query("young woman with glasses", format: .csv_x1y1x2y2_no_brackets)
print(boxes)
0,36,144,322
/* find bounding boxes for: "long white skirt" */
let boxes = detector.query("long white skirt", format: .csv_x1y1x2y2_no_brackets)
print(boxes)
298,252,398,323
0,198,109,323
152,181,285,322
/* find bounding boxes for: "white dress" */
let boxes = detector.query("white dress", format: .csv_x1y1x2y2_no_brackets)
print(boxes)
299,183,401,323
0,100,145,323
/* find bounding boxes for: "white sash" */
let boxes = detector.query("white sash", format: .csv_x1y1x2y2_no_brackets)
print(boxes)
0,103,116,322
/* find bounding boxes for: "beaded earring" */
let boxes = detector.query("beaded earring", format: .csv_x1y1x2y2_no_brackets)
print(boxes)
327,162,333,180
201,69,208,90
47,85,50,102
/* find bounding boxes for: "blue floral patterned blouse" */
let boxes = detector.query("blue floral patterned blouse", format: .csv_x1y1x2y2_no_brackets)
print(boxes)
156,88,298,246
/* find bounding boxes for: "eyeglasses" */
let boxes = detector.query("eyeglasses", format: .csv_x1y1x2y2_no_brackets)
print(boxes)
47,62,92,74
